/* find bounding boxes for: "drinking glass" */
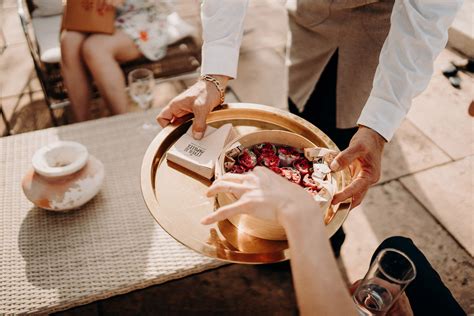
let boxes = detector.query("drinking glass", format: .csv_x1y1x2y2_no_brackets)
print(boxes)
353,248,416,316
128,68,158,131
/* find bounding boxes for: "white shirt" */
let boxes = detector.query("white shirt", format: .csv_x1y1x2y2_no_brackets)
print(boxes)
200,0,462,141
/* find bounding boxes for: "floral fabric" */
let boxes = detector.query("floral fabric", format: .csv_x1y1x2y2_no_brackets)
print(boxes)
115,0,169,61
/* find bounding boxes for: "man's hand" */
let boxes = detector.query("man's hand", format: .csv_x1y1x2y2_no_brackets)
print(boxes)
156,75,229,140
330,126,386,208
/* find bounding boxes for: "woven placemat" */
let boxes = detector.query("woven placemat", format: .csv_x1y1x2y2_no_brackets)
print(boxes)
0,111,225,314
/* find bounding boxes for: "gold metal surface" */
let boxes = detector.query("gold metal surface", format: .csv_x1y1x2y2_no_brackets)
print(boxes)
141,103,352,264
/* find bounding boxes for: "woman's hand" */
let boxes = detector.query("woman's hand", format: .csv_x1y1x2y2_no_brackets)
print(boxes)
206,168,356,316
201,167,330,228
204,168,357,316
156,75,229,140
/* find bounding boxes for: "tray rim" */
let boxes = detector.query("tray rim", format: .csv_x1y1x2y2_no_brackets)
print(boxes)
141,103,352,264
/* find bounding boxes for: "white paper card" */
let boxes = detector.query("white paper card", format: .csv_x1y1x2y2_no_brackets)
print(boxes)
166,124,233,179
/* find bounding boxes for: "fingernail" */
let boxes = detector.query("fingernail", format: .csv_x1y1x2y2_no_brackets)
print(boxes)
330,160,340,171
193,132,203,140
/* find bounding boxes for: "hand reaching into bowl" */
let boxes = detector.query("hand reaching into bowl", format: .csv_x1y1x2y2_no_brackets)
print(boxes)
203,166,358,315
201,166,331,229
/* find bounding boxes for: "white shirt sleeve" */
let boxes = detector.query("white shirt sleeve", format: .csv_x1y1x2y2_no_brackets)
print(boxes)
357,0,463,141
200,0,249,79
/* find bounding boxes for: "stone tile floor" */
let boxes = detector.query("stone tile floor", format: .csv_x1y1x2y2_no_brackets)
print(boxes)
1,0,473,314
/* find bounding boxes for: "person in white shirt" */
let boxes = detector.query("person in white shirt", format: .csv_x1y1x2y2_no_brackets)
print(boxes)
156,0,461,253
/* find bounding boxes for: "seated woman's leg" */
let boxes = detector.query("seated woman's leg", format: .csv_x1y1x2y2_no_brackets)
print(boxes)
81,31,142,115
60,30,93,121
371,236,465,316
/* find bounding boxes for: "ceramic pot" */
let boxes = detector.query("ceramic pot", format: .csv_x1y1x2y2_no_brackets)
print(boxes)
22,141,105,211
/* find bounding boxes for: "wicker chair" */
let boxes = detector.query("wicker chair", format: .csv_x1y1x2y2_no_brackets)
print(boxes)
18,0,201,125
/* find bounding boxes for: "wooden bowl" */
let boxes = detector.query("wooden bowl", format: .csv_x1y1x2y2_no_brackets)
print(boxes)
215,130,334,241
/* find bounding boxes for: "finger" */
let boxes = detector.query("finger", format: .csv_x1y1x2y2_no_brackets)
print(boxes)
330,144,362,172
252,166,279,179
253,166,271,175
201,199,252,225
332,177,370,205
349,162,360,177
350,189,368,209
156,106,174,127
218,172,250,183
191,104,209,140
206,181,252,197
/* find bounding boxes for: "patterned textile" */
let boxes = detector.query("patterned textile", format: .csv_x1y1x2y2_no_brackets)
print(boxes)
116,0,170,61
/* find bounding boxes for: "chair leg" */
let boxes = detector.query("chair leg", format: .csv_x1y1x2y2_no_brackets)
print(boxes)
0,105,11,136
44,97,59,126
48,106,59,126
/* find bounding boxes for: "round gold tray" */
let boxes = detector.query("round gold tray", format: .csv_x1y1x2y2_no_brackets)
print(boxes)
141,103,352,264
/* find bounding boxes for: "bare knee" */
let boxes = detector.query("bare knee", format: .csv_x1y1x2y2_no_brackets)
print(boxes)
81,35,115,67
60,31,86,68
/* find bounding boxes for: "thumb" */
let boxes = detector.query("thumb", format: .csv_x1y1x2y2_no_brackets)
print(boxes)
330,144,360,172
192,107,209,140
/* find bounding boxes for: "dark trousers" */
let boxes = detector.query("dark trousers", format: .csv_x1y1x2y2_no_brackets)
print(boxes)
288,50,357,150
373,237,465,316
288,50,355,256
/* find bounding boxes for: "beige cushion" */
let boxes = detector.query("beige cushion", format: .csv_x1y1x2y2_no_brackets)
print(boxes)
31,15,62,63
32,0,63,17
166,12,196,44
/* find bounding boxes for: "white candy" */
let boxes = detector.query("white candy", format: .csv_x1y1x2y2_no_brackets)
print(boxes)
312,163,331,179
311,176,337,204
313,188,332,203
304,147,337,162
